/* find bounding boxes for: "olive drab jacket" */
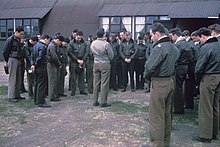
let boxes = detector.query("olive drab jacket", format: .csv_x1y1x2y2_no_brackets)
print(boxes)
68,39,89,62
119,39,138,60
195,37,220,84
144,37,180,79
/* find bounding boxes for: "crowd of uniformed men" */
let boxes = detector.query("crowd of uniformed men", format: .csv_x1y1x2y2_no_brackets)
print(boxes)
2,23,220,146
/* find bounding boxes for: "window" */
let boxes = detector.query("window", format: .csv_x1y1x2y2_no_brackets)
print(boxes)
31,19,39,36
7,20,14,37
135,17,145,39
24,19,31,38
0,20,7,40
110,17,120,33
0,18,39,40
100,17,109,32
122,17,132,32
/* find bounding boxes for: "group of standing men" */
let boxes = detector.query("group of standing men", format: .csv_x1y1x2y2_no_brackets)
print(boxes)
3,22,220,146
144,23,220,146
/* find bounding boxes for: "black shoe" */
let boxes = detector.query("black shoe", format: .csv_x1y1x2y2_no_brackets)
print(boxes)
121,88,126,92
192,136,211,143
38,103,51,108
100,103,111,107
131,89,135,92
113,88,118,91
9,98,18,102
80,91,88,95
71,91,75,96
212,135,218,140
15,97,26,100
145,89,150,93
59,94,67,97
50,98,61,102
93,102,99,106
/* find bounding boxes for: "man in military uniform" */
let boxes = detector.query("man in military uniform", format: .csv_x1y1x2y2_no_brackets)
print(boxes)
208,24,220,131
22,36,39,99
109,33,120,91
68,31,88,96
135,35,147,90
3,26,25,102
58,37,69,97
144,23,179,147
47,35,64,101
193,27,220,143
170,28,193,114
119,31,138,92
31,34,51,108
90,28,114,107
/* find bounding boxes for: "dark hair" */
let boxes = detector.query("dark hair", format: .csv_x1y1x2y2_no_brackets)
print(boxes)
54,35,64,41
30,36,39,42
182,30,190,36
191,30,199,36
170,28,182,36
72,29,79,33
208,24,220,34
40,34,50,40
138,35,144,40
77,31,83,36
197,27,211,37
96,28,105,38
64,37,70,43
16,26,24,32
150,23,166,34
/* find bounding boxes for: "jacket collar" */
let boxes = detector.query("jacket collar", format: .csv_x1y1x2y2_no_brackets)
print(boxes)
153,37,171,48
200,37,218,47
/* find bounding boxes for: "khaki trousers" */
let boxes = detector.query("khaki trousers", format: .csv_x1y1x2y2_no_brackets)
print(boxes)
149,77,174,147
8,57,21,98
47,63,59,99
93,63,111,104
199,74,220,139
70,62,85,92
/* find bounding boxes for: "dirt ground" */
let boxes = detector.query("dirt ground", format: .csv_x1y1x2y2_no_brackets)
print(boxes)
0,62,219,147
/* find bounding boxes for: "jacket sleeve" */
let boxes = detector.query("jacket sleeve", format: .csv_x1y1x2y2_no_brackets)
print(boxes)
130,43,139,60
48,44,61,67
144,47,163,79
194,47,209,85
68,42,78,62
3,37,12,62
119,44,125,60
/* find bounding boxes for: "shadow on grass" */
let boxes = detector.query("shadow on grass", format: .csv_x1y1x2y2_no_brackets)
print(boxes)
108,100,148,115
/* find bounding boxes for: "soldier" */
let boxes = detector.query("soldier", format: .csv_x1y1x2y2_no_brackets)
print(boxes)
3,26,25,102
47,35,64,102
31,34,51,108
119,31,138,92
170,28,193,115
90,28,114,107
135,35,147,90
68,31,88,96
69,29,79,91
144,23,179,147
58,37,69,97
22,36,39,99
109,33,120,91
208,24,220,131
86,35,94,94
183,30,199,109
193,27,220,143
